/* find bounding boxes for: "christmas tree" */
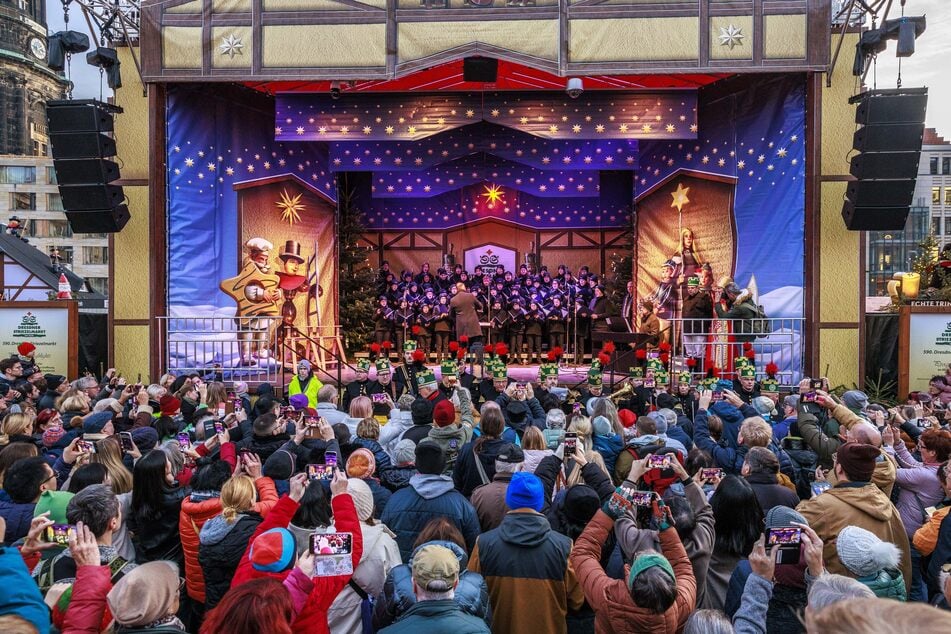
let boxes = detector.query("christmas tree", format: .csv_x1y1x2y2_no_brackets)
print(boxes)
337,182,376,354
912,232,940,279
608,207,635,305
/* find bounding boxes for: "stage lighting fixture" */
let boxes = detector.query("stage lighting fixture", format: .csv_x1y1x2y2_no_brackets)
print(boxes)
330,80,342,100
86,47,122,89
853,15,926,76
566,78,584,99
47,31,90,71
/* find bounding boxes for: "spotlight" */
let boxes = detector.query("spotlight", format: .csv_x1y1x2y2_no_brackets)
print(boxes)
86,47,122,89
566,78,583,99
330,80,341,100
853,15,926,76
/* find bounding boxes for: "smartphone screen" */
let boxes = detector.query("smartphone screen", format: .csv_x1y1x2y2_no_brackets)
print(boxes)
630,491,655,506
648,454,670,469
700,468,723,480
218,401,227,418
711,390,723,402
802,391,817,403
306,463,334,481
325,451,337,468
45,523,76,545
371,393,387,403
119,432,134,452
213,421,224,435
564,432,577,457
310,531,353,556
77,439,96,454
767,527,802,547
176,432,190,451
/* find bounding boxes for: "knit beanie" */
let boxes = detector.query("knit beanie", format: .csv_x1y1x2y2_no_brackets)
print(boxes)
657,408,677,428
752,396,777,417
563,484,600,526
34,490,74,524
347,477,375,522
107,561,179,627
289,394,309,410
263,449,296,481
131,427,159,453
648,411,668,435
249,528,297,573
17,342,35,357
346,448,377,479
765,505,807,530
656,393,678,411
44,374,66,392
506,400,528,423
411,398,434,426
836,442,880,482
841,390,869,412
433,400,456,428
233,381,249,397
618,409,637,429
159,395,181,417
42,425,66,447
415,440,446,475
505,472,544,512
592,415,613,437
82,411,114,435
837,525,901,577
394,439,416,466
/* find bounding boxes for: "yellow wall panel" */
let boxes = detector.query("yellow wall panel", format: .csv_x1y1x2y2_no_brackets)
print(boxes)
398,20,559,63
570,18,699,62
213,0,251,11
819,328,860,387
112,186,151,321
263,25,385,68
212,26,253,69
709,16,753,60
763,14,806,59
162,27,202,69
167,0,201,13
819,182,859,323
821,34,859,174
113,49,150,181
113,326,152,381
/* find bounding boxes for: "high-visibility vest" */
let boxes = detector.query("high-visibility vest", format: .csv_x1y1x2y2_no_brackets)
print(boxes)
288,374,322,409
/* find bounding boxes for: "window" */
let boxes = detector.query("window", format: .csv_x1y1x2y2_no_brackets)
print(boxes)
935,187,943,205
0,166,36,184
27,219,72,239
82,246,109,266
85,277,108,295
945,157,951,175
946,189,951,206
47,193,63,211
932,157,940,174
11,192,36,211
933,217,941,236
46,167,57,184
56,247,73,265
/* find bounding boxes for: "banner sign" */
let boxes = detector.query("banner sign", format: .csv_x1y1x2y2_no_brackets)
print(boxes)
0,304,75,376
900,306,951,395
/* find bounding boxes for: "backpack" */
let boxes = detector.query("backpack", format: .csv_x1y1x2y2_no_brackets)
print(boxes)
781,436,819,500
751,303,771,338
623,444,683,496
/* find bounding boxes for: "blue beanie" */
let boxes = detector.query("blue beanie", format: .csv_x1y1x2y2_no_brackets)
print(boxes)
82,411,114,434
250,528,297,573
592,415,612,437
505,472,544,512
131,427,159,452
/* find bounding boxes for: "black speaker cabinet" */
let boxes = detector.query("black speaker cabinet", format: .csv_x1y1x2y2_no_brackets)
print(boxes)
852,123,925,153
49,132,118,160
46,99,118,133
849,151,920,180
53,159,120,185
855,92,928,125
842,202,910,231
463,57,498,83
846,179,916,208
59,184,125,211
66,205,131,234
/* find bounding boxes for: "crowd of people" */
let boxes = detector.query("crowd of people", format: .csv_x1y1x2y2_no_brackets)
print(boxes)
3,335,951,633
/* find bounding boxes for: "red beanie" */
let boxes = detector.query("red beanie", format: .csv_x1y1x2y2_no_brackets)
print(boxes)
618,409,637,429
159,395,181,417
433,400,456,428
17,342,35,356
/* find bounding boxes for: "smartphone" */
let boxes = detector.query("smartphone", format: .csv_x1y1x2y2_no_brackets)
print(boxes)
802,391,817,403
310,531,353,556
564,432,578,457
281,406,302,421
217,401,227,418
766,527,802,564
371,393,388,403
516,382,527,390
700,468,723,480
711,390,723,402
306,463,334,481
119,431,135,452
572,402,581,414
630,491,655,506
811,481,831,497
45,523,76,545
325,451,337,468
213,421,224,435
648,454,671,469
176,432,191,451
810,379,822,390
76,439,96,454
644,378,656,389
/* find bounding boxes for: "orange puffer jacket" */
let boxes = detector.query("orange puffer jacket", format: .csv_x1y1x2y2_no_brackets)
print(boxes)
180,475,278,602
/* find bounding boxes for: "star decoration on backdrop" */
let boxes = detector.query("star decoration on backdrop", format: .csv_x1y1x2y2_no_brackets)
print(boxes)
276,189,305,225
718,24,745,49
481,184,505,207
219,34,244,58
670,182,690,212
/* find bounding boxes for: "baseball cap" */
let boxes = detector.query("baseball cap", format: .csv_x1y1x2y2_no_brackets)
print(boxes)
412,544,459,592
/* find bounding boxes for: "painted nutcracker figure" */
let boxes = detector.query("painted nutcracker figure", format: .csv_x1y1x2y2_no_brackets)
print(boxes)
220,238,281,366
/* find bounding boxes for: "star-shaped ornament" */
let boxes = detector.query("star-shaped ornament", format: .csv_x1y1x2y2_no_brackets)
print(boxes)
718,24,745,50
219,34,244,59
670,183,690,212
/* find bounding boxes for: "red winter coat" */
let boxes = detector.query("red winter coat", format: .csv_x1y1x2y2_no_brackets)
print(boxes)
180,442,277,602
60,565,111,634
231,493,364,634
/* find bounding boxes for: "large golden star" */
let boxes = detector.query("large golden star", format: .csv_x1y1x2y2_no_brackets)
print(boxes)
670,182,690,212
276,189,305,225
481,183,505,207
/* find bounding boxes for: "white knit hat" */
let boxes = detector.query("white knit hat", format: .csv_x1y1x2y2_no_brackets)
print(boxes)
752,396,777,417
837,525,901,577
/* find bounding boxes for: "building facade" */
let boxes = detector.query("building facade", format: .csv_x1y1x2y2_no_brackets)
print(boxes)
0,0,66,156
918,128,951,245
0,154,109,296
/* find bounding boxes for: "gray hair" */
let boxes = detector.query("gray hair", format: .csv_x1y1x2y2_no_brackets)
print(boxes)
684,609,735,634
495,459,522,474
75,376,98,390
397,394,416,411
160,440,185,477
317,384,337,404
480,400,500,417
744,446,779,475
415,586,455,602
66,484,120,538
783,394,800,411
808,573,875,611
146,384,166,401
546,408,566,430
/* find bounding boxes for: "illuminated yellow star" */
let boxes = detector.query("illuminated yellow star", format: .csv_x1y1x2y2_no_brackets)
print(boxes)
363,126,372,135
572,125,582,133
481,184,505,206
408,126,417,135
665,124,676,133
641,124,653,133
276,189,305,225
385,126,394,135
777,148,788,158
670,183,690,212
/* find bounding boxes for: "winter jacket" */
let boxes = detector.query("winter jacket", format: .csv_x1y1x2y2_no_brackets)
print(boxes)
732,572,773,634
0,498,35,543
470,510,584,634
233,432,294,463
0,546,50,634
824,446,897,498
543,428,565,451
797,482,912,592
613,434,686,484
372,540,490,630
379,410,414,460
725,557,807,633
181,476,277,603
534,454,615,519
453,437,510,498
592,433,624,477
378,599,490,634
128,485,188,567
361,477,392,519
857,567,907,601
495,393,546,433
381,473,480,561
885,441,945,538
347,437,393,474
428,424,473,474
614,479,715,607
198,512,263,610
666,424,693,453
471,472,512,532
913,500,950,556
379,465,416,493
230,494,364,634
61,564,110,634
796,403,866,469
326,521,401,634
745,472,801,513
572,511,696,634
521,448,552,476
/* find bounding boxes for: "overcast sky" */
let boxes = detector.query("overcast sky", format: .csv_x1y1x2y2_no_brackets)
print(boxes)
45,0,949,134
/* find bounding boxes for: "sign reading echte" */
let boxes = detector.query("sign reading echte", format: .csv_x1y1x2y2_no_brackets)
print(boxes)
906,313,951,391
0,307,70,375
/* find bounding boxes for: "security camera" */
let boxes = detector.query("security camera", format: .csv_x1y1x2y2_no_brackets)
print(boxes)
330,80,341,100
566,78,583,99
